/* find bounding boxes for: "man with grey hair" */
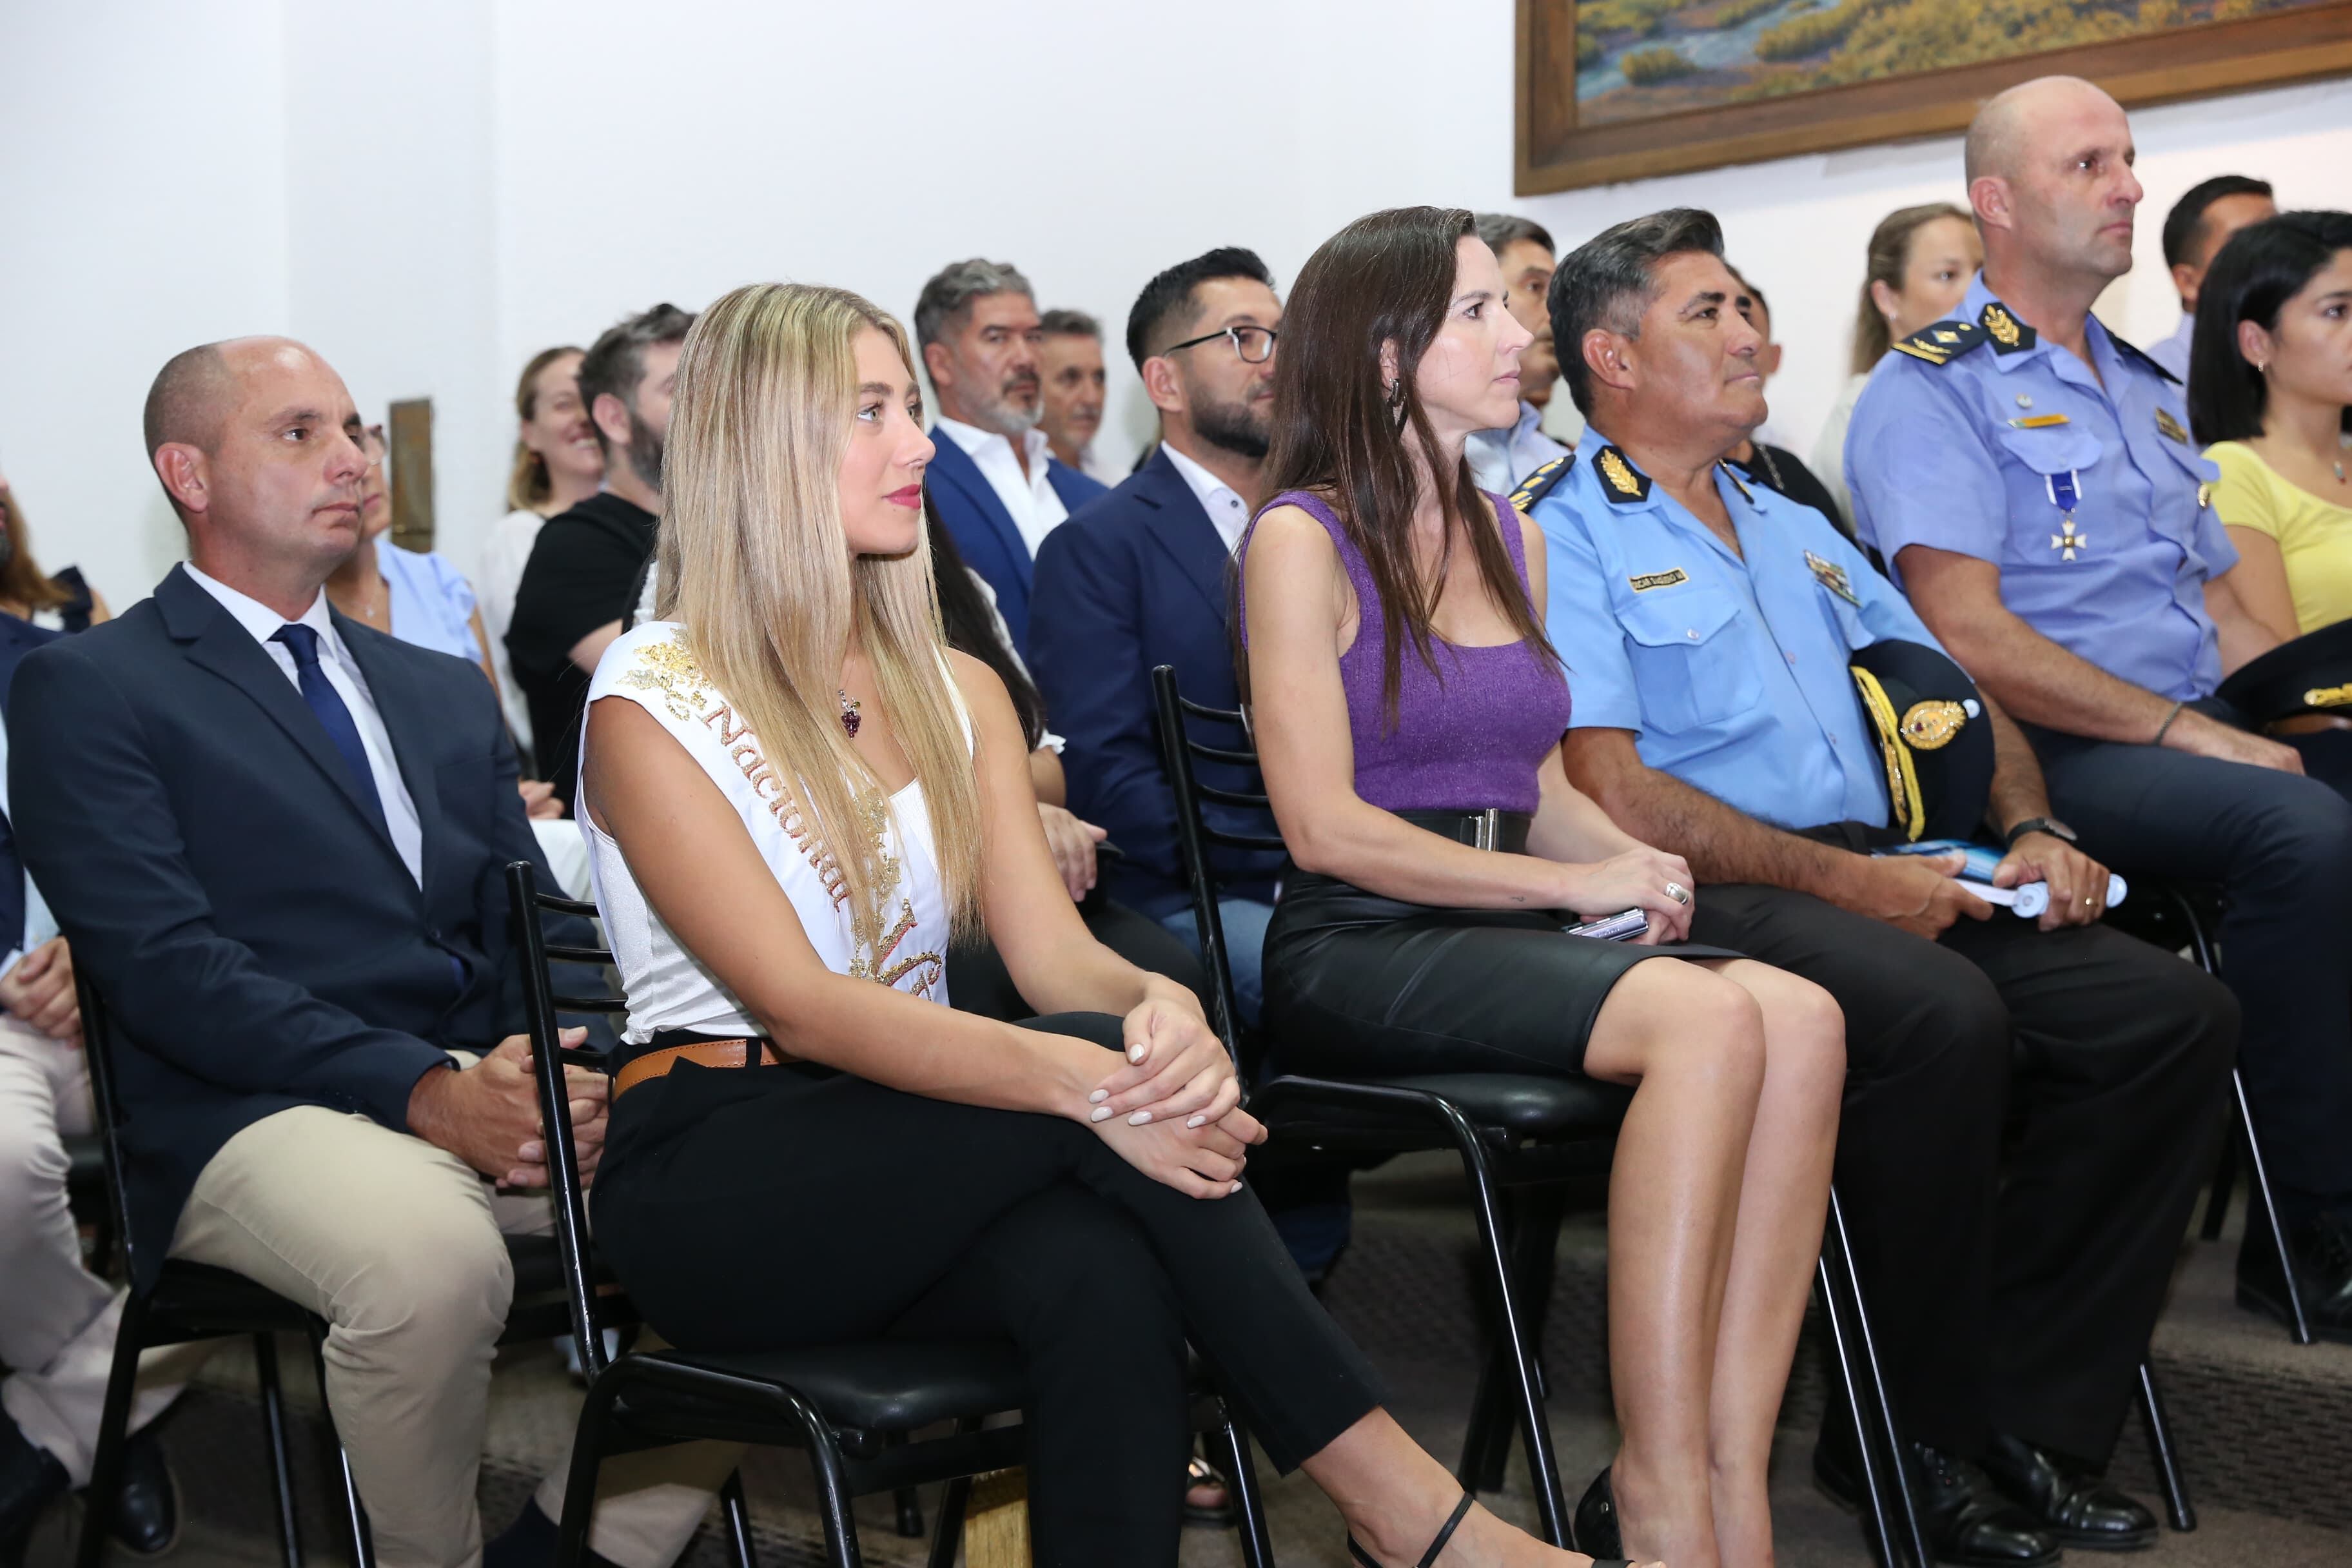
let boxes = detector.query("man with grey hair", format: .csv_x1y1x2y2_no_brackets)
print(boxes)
1850,75,2352,1346
916,260,1106,652
1466,213,1571,494
1531,205,2233,1563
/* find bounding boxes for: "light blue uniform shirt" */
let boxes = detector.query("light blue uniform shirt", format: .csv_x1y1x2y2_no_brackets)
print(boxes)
1845,273,2230,702
1530,427,1941,832
1466,400,1573,497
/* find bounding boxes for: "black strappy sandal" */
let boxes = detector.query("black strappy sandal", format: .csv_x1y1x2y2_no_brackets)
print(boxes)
1347,1493,1475,1567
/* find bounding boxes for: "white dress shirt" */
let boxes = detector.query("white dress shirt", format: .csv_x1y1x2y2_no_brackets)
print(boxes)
1465,400,1573,497
1161,442,1253,554
183,564,426,888
0,715,57,978
936,416,1068,558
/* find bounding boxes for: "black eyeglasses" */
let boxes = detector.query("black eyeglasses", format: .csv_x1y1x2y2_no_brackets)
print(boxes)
1161,324,1278,364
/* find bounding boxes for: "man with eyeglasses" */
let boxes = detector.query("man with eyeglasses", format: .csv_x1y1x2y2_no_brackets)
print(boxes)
915,259,1107,654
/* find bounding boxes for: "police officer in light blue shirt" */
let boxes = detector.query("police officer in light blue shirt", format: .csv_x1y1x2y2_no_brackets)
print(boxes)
1527,204,2237,1561
1845,75,2352,1343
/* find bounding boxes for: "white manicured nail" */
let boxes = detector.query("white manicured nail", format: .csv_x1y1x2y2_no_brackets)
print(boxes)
1230,1181,1244,1194
1128,1044,1146,1063
1187,1115,1206,1128
1128,1110,1152,1125
1091,1106,1112,1122
1088,1089,1108,1104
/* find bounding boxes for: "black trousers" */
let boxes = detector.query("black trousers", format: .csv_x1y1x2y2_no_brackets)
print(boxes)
2026,714,2352,1206
591,1014,1383,1567
1690,886,2237,1462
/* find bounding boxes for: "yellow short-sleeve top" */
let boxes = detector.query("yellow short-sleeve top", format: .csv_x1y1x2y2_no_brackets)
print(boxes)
2206,440,2352,636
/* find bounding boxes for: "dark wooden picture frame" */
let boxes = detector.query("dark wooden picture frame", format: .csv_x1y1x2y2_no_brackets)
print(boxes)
1516,0,2352,193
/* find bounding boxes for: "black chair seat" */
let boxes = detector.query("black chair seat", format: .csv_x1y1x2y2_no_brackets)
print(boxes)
1257,1070,1634,1142
145,1260,318,1338
621,1340,1024,1436
64,1133,106,1195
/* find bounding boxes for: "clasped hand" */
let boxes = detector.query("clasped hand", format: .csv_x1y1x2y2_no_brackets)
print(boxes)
407,1030,609,1188
1561,845,1698,945
1994,832,2113,931
1083,995,1264,1199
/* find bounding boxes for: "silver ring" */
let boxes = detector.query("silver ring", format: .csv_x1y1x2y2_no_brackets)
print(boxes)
1665,881,1692,906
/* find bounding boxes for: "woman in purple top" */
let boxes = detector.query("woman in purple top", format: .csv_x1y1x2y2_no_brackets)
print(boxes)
1241,208,1845,1568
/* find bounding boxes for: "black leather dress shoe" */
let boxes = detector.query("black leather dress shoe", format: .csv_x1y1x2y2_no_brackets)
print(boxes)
0,1413,70,1568
2238,1210,2352,1343
1979,1431,2154,1551
1815,1433,2059,1567
104,1427,181,1557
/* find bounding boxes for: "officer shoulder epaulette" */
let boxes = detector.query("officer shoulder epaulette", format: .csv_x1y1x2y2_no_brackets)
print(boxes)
1594,445,1653,505
1509,453,1574,512
1890,318,1985,368
2106,328,2182,386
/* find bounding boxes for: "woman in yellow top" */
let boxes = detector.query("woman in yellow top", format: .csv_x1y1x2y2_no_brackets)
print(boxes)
2190,210,2352,648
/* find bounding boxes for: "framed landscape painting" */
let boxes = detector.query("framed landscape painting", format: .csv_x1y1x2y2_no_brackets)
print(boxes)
1516,0,2352,191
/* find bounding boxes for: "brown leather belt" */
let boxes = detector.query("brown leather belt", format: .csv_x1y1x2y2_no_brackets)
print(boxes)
613,1037,787,1099
2266,714,2352,737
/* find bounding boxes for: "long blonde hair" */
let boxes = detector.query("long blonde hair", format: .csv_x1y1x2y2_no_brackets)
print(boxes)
655,283,985,944
505,346,584,513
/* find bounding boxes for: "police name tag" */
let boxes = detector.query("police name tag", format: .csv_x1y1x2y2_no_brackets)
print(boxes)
1628,569,1689,593
1805,551,1860,605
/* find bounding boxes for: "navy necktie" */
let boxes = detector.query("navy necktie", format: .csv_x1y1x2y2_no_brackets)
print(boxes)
272,623,389,836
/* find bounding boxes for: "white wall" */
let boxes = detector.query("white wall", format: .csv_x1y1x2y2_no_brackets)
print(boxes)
8,1,2348,610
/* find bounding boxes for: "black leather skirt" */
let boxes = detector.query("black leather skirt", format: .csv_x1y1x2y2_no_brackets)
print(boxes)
1260,809,1739,1079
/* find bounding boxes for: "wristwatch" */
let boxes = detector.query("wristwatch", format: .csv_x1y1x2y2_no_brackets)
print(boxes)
2003,816,2078,849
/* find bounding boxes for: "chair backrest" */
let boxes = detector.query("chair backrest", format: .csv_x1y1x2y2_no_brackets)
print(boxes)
504,859,630,1378
68,971,149,1290
1149,664,1285,1064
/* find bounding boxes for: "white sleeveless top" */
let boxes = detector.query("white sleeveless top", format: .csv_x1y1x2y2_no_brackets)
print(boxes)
582,622,956,1043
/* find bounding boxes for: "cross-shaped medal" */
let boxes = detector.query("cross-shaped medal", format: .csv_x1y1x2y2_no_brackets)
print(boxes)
2050,516,2089,561
2045,470,2086,561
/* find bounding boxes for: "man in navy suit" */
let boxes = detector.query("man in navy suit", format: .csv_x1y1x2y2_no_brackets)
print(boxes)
9,338,728,1568
1030,248,1284,1023
914,258,1106,652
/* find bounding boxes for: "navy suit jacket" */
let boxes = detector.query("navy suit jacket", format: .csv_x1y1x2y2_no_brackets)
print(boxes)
8,565,560,1285
1030,449,1284,920
926,427,1106,653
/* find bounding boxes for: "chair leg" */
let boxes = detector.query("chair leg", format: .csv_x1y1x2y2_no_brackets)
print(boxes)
1449,1132,1567,1544
1816,1254,1907,1568
885,1433,923,1537
76,1294,151,1568
790,1424,863,1568
553,1373,622,1568
2200,1124,2238,1242
306,1325,373,1568
1214,1411,1277,1568
719,1471,760,1568
1827,1189,1931,1568
253,1334,306,1568
2137,1362,2195,1532
924,1477,969,1568
2231,1068,2313,1345
1463,1185,1563,1496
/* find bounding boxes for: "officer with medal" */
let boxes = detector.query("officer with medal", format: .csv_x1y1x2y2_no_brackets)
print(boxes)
1847,75,2352,1342
1527,206,2237,1565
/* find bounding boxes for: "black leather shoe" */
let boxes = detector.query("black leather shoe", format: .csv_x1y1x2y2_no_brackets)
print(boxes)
1979,1431,2154,1551
2238,1210,2352,1343
0,1412,70,1568
104,1426,181,1557
1814,1432,2058,1567
1571,1465,1633,1565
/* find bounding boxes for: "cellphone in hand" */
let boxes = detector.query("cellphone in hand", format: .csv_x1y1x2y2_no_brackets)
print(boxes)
1565,908,1648,941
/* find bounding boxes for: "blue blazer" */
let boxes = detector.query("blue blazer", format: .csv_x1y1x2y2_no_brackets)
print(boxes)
8,565,562,1286
926,427,1106,653
1030,449,1284,920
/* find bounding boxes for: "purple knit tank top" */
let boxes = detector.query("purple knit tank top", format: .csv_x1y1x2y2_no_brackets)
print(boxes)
1241,489,1572,815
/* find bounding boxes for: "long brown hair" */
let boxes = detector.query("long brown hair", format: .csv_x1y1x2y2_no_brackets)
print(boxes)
1850,202,1971,376
656,283,985,943
1259,205,1560,727
0,487,70,612
505,346,584,513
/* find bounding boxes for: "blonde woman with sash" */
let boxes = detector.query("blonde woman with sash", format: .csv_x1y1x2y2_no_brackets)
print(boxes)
577,283,1648,1568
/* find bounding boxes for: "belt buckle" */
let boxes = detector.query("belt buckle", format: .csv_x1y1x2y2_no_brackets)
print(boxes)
1473,808,1500,852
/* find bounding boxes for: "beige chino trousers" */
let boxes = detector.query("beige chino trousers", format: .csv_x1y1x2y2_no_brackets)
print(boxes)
170,1102,738,1568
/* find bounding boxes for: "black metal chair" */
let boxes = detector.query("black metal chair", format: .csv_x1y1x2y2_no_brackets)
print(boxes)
506,861,1277,1568
1150,665,1932,1564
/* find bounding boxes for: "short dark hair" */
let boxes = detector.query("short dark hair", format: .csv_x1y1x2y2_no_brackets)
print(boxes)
1037,308,1101,340
1548,208,1725,417
912,259,1034,357
2163,175,2275,270
1124,247,1275,371
1474,213,1556,259
577,303,695,454
2188,210,2352,446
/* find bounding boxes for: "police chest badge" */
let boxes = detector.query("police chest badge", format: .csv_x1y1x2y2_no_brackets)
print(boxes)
1805,550,1861,606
